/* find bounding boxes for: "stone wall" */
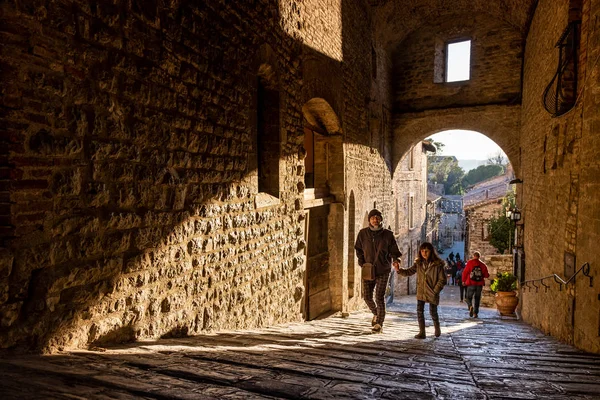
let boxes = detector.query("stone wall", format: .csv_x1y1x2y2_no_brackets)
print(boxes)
392,13,522,113
390,10,523,177
480,254,513,308
575,0,600,354
0,0,390,352
464,200,505,259
519,0,600,353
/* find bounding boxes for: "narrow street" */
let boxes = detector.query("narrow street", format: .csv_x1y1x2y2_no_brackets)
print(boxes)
2,286,599,399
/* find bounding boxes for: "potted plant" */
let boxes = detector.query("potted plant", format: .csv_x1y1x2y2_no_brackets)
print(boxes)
490,272,519,316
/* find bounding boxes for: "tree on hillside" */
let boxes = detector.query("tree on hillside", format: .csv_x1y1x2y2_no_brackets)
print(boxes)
428,155,466,194
486,151,507,166
463,164,504,187
425,139,466,194
445,165,465,195
429,157,454,183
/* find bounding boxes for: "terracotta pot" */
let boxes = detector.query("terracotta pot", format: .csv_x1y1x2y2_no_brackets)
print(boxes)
495,291,519,316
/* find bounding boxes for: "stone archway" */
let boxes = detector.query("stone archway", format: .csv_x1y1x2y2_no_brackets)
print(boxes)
393,105,521,177
301,97,345,320
302,98,342,136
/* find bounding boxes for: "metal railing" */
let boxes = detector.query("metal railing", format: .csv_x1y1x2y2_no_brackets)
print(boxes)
520,262,593,293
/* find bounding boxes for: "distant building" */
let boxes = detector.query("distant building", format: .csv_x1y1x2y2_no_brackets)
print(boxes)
463,167,514,258
392,141,434,298
438,195,465,250
428,182,445,196
423,192,442,248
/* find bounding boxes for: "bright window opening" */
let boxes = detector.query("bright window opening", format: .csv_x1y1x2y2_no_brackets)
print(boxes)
446,40,471,82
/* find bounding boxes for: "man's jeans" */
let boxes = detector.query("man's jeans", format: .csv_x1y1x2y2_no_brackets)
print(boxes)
466,285,483,315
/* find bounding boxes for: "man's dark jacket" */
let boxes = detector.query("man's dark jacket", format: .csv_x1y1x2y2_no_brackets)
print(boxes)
355,227,402,276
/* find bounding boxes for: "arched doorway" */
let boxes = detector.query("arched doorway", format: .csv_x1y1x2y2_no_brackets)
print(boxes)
301,98,344,320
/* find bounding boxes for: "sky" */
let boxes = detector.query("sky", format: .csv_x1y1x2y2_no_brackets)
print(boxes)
447,40,471,82
428,130,506,161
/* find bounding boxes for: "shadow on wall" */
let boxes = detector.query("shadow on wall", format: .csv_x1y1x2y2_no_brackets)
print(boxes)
1,0,397,352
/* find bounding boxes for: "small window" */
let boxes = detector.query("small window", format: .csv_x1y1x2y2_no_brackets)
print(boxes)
257,72,280,198
446,40,471,82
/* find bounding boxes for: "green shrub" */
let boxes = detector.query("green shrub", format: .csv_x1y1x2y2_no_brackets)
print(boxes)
490,272,518,293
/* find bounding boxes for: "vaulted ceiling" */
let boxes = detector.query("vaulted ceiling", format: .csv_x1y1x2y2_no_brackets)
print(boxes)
369,0,538,50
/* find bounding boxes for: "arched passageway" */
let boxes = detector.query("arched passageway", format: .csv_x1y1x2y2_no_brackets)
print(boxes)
1,0,599,358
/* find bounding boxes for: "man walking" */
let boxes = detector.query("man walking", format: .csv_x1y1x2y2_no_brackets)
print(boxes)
461,251,490,318
355,209,402,333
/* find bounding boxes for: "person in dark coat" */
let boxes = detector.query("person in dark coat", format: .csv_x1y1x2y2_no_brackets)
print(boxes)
355,209,402,333
455,259,465,302
450,258,458,285
395,242,447,338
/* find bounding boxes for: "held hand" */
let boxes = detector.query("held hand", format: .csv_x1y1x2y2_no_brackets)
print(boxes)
393,261,400,272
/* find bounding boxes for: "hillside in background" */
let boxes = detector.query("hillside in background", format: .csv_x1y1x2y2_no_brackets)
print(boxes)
458,159,487,172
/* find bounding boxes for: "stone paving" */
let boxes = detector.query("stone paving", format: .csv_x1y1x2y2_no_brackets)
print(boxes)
1,286,600,399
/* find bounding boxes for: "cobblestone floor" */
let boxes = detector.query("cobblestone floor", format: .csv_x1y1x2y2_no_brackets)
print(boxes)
2,286,600,399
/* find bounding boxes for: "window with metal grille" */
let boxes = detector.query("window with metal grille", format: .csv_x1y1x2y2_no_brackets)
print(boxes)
542,21,581,117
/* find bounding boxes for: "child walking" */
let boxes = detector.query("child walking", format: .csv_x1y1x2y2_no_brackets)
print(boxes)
395,242,447,338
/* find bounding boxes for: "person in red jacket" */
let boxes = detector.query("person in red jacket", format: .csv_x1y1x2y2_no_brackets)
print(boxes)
461,251,490,318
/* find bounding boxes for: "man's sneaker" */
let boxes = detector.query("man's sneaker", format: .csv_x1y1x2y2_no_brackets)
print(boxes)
474,314,478,318
469,306,474,317
414,332,426,339
371,315,377,326
372,323,382,333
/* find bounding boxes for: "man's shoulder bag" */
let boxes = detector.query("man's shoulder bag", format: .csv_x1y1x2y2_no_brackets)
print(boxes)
362,263,375,281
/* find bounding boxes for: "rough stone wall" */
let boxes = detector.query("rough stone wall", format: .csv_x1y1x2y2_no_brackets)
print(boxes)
373,0,536,51
464,200,504,259
342,0,397,310
392,13,522,112
480,254,513,308
576,0,600,354
0,0,381,352
520,0,600,353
